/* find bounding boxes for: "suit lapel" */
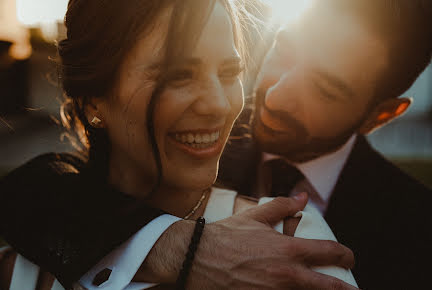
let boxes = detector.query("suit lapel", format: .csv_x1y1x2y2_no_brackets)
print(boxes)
325,136,380,238
324,136,390,287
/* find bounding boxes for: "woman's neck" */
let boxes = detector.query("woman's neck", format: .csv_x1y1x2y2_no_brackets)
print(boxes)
146,185,210,219
108,154,210,219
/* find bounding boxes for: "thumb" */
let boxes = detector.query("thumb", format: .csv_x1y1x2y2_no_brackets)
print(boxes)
244,193,308,226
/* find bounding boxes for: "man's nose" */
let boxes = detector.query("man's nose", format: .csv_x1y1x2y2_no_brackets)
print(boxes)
192,77,231,117
264,70,301,113
256,63,286,94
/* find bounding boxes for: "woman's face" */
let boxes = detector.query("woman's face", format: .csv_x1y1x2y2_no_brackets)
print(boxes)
97,2,244,194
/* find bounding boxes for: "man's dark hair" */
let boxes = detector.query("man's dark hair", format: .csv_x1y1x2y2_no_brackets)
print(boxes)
332,0,432,99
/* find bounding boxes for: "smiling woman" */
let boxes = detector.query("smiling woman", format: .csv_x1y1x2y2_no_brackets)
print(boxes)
0,0,249,288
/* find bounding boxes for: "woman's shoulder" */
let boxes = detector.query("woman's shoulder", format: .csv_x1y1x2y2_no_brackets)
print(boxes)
6,152,84,176
0,152,85,195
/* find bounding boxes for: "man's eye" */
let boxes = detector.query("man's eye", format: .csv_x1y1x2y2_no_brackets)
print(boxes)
314,81,338,101
219,66,244,81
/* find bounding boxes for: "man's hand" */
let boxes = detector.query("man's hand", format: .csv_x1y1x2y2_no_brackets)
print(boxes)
136,193,357,289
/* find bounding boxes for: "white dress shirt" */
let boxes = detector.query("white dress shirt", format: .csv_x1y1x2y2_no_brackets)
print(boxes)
80,135,357,289
259,135,357,215
80,214,180,289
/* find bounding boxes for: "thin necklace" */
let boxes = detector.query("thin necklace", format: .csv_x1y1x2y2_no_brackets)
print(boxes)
184,188,211,220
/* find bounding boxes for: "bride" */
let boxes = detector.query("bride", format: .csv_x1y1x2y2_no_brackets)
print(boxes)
0,0,357,289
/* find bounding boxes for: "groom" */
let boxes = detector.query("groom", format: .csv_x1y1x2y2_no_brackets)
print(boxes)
219,0,432,289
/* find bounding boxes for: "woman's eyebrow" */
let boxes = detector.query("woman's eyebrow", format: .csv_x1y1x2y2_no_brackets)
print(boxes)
139,57,242,70
172,58,202,67
222,57,242,66
172,57,242,67
133,60,164,72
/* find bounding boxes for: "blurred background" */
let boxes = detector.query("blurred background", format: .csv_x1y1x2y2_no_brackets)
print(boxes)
0,0,431,189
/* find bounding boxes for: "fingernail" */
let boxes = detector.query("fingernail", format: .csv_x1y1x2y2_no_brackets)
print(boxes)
293,192,307,201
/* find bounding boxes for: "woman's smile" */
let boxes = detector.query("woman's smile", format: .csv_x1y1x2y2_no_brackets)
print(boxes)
168,127,224,159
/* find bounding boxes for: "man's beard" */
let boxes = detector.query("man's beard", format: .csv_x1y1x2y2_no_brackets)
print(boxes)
252,88,364,163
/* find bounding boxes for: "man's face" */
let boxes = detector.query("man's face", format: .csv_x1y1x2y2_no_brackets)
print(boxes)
253,6,389,162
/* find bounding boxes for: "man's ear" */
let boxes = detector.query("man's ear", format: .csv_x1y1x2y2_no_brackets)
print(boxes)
85,98,106,128
358,97,411,135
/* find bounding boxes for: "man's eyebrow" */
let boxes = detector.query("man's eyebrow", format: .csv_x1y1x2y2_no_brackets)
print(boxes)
314,69,356,98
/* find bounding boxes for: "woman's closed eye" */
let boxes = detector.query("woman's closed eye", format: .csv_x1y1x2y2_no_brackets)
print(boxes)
167,68,196,86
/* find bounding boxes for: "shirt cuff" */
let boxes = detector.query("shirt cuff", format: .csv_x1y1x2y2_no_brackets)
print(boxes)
79,214,181,289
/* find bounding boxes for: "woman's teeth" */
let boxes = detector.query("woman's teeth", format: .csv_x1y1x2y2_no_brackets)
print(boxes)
174,131,220,148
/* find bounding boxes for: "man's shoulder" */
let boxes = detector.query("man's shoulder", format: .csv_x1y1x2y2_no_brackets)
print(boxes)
343,137,431,197
332,136,432,219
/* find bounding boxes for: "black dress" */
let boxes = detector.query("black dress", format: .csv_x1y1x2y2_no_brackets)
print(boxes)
0,153,164,288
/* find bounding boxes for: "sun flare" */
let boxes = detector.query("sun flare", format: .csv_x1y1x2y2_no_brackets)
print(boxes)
264,0,314,25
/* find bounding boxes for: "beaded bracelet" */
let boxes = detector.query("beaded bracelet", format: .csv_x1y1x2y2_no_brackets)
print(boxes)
175,216,206,290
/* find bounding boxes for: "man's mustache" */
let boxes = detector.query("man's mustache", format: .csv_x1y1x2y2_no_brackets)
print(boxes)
254,87,308,136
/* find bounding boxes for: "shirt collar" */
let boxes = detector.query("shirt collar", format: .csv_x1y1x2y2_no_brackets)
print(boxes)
262,134,357,202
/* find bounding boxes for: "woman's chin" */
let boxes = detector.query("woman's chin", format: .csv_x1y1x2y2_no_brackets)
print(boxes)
169,171,217,191
164,159,218,189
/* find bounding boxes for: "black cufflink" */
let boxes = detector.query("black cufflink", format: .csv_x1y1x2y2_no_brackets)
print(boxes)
92,268,112,286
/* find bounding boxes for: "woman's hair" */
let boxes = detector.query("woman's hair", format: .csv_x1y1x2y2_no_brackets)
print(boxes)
59,0,254,191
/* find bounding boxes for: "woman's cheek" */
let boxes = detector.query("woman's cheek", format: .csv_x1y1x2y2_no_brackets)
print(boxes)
229,80,244,119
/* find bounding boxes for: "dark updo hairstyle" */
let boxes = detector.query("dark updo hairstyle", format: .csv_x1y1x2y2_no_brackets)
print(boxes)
59,0,251,193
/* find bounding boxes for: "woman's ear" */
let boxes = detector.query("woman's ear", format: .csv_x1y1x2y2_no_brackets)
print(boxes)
358,97,411,135
85,98,106,128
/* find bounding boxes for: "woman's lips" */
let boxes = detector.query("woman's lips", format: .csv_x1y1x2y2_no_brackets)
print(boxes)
168,129,223,159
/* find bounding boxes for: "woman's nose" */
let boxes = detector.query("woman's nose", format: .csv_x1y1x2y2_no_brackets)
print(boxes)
264,70,301,113
193,77,231,117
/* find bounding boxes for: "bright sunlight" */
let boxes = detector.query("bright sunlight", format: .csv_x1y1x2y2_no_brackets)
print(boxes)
264,0,314,24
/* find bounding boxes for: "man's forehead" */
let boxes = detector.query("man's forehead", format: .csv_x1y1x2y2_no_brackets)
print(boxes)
266,15,388,101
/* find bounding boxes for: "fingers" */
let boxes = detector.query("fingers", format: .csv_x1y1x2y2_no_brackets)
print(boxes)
283,217,301,236
294,267,360,290
289,238,355,270
244,193,308,226
248,262,359,290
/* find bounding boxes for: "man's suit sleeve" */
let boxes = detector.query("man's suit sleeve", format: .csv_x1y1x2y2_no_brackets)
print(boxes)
0,154,166,288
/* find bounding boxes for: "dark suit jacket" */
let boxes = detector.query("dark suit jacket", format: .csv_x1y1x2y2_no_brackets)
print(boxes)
218,134,432,289
0,153,165,288
324,136,432,289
